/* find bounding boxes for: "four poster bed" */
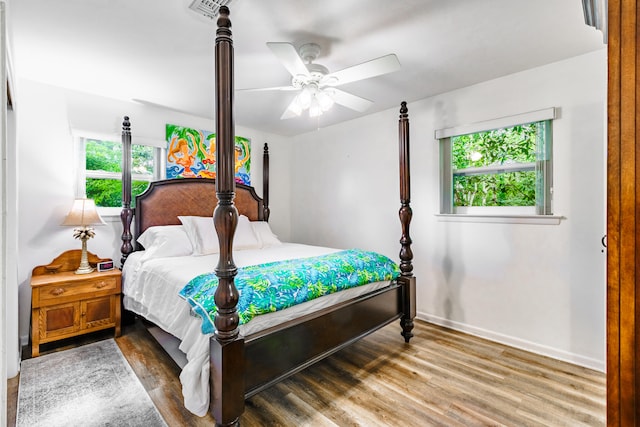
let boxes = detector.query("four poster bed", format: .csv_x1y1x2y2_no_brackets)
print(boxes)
119,6,415,426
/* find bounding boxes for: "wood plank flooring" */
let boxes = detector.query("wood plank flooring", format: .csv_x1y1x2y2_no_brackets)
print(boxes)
7,319,605,426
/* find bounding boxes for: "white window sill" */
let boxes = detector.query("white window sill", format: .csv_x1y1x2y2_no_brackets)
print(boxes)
97,207,124,223
435,213,564,225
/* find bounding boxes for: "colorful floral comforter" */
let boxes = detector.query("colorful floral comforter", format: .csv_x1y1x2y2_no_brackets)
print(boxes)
178,249,400,334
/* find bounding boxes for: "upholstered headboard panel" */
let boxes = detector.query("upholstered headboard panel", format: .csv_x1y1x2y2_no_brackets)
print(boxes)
134,178,264,248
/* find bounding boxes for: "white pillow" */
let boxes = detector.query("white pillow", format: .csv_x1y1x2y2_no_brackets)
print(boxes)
251,221,282,247
178,216,219,256
235,215,262,250
137,225,193,259
179,215,262,255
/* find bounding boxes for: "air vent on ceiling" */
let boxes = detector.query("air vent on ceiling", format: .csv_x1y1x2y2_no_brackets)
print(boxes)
188,0,234,20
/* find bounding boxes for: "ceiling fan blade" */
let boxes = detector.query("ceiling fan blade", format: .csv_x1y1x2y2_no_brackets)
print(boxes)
323,54,401,86
266,42,310,78
237,86,298,92
330,88,374,112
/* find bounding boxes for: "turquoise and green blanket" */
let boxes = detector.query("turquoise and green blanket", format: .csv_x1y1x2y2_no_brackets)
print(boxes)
178,249,400,334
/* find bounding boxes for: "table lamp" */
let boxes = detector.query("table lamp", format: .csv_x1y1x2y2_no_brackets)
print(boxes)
61,198,106,274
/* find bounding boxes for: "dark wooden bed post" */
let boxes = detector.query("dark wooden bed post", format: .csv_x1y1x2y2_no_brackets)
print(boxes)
398,101,416,343
120,116,134,266
263,143,270,221
210,6,244,427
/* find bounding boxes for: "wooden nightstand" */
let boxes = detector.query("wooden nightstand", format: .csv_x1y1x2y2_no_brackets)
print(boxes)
30,250,121,357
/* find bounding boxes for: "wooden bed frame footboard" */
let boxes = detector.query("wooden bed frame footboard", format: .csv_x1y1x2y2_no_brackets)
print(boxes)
120,7,415,426
243,282,407,397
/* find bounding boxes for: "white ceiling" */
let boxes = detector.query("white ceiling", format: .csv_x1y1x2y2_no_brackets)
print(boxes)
9,0,605,137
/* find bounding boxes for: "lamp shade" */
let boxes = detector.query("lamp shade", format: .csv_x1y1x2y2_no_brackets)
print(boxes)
61,199,106,227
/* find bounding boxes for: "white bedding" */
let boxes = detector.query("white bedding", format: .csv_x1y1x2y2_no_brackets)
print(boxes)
122,243,391,416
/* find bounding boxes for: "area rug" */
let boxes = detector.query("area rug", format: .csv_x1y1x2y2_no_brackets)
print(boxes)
16,339,167,427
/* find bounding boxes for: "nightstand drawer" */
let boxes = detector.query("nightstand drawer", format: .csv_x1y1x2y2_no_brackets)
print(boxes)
38,277,118,303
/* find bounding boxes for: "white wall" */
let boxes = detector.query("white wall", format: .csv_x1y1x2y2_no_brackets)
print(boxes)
289,49,607,370
15,79,290,346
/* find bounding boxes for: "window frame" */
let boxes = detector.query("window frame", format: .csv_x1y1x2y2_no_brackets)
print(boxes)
75,135,164,216
436,108,561,224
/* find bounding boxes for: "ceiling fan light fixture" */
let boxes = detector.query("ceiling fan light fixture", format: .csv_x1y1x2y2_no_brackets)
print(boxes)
292,85,334,117
297,83,318,110
297,85,313,109
287,96,303,116
309,97,323,118
317,89,335,111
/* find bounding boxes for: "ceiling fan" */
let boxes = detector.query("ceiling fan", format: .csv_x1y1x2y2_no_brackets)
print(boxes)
243,42,401,120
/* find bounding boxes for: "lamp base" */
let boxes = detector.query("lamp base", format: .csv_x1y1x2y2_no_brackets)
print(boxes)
75,265,94,275
75,235,94,274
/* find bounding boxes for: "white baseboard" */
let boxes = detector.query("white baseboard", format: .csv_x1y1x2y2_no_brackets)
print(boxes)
21,315,604,372
417,311,605,372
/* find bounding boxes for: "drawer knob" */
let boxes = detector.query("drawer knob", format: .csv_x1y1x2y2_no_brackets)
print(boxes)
95,281,109,289
50,288,65,296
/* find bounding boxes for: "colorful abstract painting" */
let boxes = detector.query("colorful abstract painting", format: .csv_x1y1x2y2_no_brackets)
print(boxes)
165,124,251,185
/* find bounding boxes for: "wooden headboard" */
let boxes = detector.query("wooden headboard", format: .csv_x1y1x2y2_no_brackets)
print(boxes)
119,112,271,262
134,179,265,250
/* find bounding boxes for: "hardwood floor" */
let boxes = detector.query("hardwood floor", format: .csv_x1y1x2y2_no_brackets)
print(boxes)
7,319,605,426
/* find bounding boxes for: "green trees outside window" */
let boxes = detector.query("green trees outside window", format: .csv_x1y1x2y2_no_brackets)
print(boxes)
452,124,538,207
439,115,553,216
85,139,155,207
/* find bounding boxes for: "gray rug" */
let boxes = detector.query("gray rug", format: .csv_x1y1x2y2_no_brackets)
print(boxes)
16,339,167,427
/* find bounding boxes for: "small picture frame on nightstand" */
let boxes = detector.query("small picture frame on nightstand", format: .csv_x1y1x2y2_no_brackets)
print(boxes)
97,260,115,272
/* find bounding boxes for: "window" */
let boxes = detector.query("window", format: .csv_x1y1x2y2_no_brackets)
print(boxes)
77,137,163,212
438,108,554,217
